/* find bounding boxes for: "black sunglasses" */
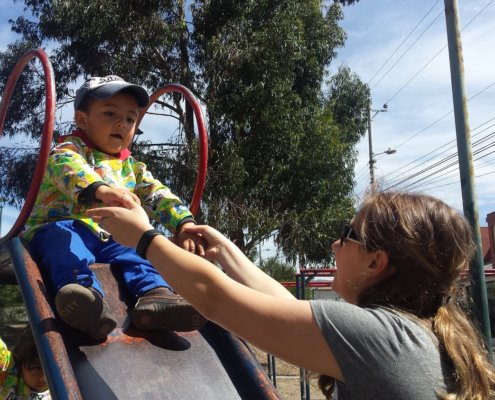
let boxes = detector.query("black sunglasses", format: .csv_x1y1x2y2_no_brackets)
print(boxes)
340,220,361,247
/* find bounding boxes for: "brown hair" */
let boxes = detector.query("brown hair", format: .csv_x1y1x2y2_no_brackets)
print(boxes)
12,326,41,369
75,94,95,112
319,191,495,399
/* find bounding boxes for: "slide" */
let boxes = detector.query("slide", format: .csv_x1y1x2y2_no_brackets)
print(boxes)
5,237,281,400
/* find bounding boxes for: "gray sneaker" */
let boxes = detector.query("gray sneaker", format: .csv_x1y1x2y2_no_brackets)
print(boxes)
55,284,117,341
130,287,206,332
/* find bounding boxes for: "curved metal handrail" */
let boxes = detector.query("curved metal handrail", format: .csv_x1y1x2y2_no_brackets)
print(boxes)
0,49,56,243
139,84,208,216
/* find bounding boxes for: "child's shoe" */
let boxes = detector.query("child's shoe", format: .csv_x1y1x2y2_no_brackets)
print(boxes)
130,287,206,332
55,284,117,341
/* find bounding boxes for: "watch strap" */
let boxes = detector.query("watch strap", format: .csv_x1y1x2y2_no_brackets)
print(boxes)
136,229,163,259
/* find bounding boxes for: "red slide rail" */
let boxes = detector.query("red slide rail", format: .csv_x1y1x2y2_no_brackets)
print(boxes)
139,84,208,216
0,48,55,243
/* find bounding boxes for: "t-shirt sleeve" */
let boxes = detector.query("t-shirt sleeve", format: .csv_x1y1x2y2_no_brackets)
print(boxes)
311,301,399,380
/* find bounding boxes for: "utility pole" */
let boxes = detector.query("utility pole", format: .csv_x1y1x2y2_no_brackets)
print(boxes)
367,101,389,184
444,0,492,356
368,101,375,184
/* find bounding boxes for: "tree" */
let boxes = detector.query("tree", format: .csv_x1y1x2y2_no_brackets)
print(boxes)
259,256,296,283
0,0,366,265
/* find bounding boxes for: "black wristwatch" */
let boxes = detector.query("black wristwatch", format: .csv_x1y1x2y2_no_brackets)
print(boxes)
136,229,163,259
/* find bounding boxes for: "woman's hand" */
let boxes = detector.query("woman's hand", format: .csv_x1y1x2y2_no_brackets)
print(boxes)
95,185,141,206
176,222,207,256
87,195,153,248
180,224,231,262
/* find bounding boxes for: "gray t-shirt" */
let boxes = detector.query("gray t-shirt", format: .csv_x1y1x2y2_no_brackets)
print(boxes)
310,300,452,400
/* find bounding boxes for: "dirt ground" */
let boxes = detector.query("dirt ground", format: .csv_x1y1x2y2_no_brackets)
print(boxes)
249,345,326,400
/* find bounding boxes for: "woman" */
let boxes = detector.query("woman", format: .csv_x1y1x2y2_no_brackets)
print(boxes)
88,191,495,399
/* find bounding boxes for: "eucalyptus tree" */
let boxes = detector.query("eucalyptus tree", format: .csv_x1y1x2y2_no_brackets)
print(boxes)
0,0,366,265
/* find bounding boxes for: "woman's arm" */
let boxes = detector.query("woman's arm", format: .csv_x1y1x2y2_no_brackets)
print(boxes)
181,224,294,299
148,234,342,380
87,198,343,380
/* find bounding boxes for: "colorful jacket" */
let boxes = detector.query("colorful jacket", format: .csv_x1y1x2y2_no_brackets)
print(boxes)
0,338,51,400
24,131,194,240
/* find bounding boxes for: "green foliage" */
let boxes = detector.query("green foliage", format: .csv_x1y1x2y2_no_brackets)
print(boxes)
0,285,25,321
0,0,366,264
258,256,304,298
259,256,296,283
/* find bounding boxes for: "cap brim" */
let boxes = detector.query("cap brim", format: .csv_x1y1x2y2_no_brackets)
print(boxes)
89,83,149,107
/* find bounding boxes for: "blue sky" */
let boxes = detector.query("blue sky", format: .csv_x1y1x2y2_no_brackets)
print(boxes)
1,0,495,238
333,0,495,225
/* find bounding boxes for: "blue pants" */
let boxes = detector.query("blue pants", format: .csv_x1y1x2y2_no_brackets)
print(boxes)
29,220,169,299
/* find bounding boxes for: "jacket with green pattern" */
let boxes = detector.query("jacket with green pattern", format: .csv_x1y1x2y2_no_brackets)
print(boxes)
24,130,194,240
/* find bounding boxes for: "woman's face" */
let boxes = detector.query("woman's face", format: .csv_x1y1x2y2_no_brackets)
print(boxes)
331,222,375,304
22,361,48,392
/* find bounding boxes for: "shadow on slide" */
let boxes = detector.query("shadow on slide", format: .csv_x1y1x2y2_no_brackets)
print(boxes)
5,237,282,400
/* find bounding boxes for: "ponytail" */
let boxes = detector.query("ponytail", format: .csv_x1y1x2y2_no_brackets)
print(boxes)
317,375,335,400
433,299,495,399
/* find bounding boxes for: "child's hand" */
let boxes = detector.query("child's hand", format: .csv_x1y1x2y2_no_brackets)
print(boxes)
95,185,141,207
176,222,206,256
179,224,231,262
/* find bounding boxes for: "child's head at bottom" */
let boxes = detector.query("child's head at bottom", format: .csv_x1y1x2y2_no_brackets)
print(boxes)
13,326,48,393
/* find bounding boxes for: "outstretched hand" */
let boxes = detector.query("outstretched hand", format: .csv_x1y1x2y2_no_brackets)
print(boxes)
176,222,207,257
179,224,231,262
88,195,232,262
87,195,153,248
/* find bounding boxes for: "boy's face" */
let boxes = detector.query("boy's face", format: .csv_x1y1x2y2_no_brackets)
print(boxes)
75,92,140,155
22,361,48,392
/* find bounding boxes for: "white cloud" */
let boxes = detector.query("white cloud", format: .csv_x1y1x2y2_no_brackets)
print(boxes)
336,0,495,225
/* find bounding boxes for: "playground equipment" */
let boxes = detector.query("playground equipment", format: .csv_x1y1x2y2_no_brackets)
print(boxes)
0,49,281,399
283,269,335,400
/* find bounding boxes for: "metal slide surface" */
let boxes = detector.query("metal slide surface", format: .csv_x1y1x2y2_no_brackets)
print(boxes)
6,237,282,400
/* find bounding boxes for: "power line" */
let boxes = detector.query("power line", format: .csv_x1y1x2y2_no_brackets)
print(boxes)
407,153,495,193
386,44,447,104
406,147,495,192
473,157,495,171
387,132,495,190
354,120,495,196
414,166,495,192
393,109,453,150
371,8,444,91
379,80,495,183
357,2,495,196
384,118,495,186
385,126,495,188
383,0,494,105
367,0,441,87
386,134,495,191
